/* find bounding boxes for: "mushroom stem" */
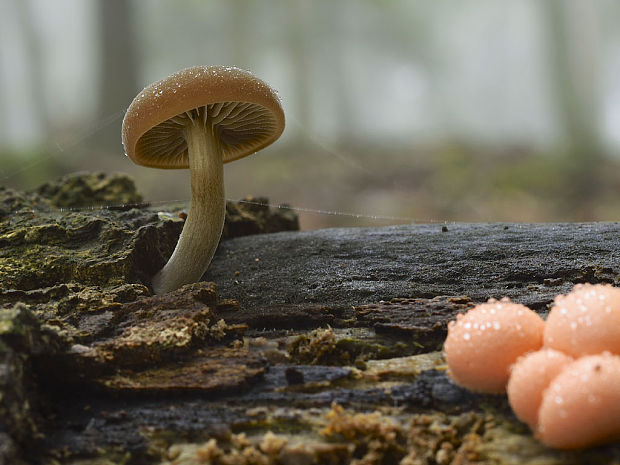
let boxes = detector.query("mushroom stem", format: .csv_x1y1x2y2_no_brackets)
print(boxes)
151,117,225,294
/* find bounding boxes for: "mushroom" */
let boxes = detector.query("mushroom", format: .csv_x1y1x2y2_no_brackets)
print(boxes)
122,66,285,294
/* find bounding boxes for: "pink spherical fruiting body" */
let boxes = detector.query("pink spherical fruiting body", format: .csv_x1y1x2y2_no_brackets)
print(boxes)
444,298,545,393
544,283,620,357
537,352,620,449
506,348,573,428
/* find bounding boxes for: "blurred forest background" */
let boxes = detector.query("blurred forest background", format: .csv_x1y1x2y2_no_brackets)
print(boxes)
1,0,620,229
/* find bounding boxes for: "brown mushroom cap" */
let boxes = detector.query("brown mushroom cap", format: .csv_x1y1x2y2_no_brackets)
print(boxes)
122,65,285,169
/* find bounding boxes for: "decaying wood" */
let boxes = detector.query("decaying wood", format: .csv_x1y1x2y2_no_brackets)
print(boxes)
1,173,620,464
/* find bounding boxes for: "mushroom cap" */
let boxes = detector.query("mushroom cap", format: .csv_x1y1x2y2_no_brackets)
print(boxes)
443,298,545,393
122,65,285,169
506,348,573,429
537,352,620,449
544,283,620,357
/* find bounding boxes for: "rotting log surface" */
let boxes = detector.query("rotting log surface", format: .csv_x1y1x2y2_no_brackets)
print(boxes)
208,222,620,313
1,173,620,464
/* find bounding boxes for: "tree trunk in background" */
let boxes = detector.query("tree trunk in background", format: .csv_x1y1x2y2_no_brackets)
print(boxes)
228,0,252,69
329,0,356,147
95,0,138,155
0,9,6,146
541,0,604,220
13,0,49,137
286,0,314,144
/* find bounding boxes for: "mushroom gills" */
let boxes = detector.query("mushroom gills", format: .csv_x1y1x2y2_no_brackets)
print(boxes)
137,102,278,167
